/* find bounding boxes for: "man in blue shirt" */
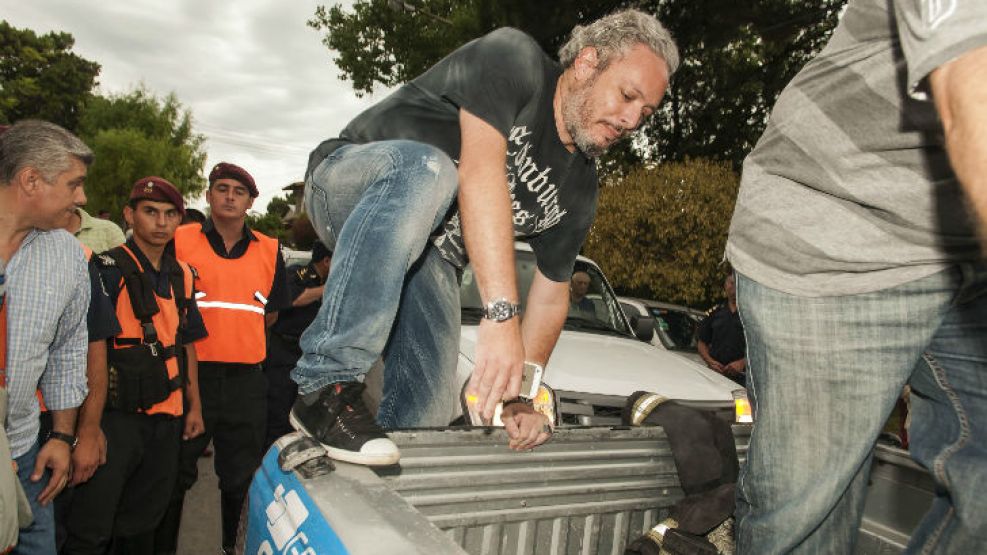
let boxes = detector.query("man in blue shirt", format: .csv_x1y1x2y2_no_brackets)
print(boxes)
0,120,92,554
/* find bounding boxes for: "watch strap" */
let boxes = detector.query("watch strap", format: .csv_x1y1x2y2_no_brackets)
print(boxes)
46,431,77,450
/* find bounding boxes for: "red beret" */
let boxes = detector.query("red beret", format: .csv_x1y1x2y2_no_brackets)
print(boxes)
129,176,185,215
208,162,258,197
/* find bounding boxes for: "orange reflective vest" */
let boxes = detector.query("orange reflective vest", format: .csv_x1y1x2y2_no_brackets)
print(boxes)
174,223,278,364
110,245,193,417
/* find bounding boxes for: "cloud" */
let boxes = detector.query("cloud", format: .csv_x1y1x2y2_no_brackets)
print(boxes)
4,0,391,212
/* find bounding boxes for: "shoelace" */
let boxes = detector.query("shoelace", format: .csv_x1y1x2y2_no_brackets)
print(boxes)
331,385,385,436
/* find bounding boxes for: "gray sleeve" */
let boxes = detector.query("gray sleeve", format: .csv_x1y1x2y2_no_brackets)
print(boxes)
893,0,987,100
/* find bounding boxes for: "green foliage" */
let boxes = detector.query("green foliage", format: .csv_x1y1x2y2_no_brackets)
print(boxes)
76,88,207,220
267,195,291,219
310,0,846,168
246,211,290,244
0,20,101,131
584,158,738,307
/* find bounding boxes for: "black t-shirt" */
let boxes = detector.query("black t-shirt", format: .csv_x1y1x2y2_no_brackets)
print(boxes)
271,262,324,339
87,258,121,342
307,28,599,282
697,303,746,365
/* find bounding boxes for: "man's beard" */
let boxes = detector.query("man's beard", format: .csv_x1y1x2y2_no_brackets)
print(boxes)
562,74,619,159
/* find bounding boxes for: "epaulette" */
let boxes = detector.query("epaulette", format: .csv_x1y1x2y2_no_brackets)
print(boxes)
96,253,116,267
704,304,721,317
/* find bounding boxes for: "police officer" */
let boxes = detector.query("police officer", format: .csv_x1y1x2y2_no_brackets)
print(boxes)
63,176,207,554
263,241,331,448
697,274,746,387
160,162,290,555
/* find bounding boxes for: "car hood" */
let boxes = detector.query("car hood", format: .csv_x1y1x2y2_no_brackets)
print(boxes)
459,327,737,401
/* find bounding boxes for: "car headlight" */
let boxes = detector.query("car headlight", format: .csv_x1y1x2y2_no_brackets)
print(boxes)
733,389,753,423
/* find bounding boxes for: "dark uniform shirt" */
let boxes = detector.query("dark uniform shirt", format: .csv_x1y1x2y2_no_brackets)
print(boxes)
98,238,208,343
697,303,746,366
191,218,291,314
267,262,324,366
87,258,121,342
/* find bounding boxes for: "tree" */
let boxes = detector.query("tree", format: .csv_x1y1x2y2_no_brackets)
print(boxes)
310,0,846,168
246,194,294,245
583,158,738,307
0,20,101,131
76,88,207,220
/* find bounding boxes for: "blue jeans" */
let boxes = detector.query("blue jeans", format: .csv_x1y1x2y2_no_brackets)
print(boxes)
735,263,987,554
14,441,55,555
292,141,462,428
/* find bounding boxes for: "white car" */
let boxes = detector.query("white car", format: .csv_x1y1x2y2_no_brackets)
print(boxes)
454,243,746,426
618,297,706,366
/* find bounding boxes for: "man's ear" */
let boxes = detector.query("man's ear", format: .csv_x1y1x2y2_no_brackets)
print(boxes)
574,46,600,79
13,166,43,196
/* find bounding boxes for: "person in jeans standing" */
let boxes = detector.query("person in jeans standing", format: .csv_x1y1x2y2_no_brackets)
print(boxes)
0,120,91,554
726,0,987,552
290,9,680,466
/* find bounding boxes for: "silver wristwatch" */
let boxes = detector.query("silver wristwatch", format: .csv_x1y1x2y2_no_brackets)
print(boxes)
482,298,522,322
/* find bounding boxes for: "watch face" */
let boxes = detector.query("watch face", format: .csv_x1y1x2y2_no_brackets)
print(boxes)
490,300,512,321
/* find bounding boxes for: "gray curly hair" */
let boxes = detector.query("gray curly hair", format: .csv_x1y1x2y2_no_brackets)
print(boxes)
558,9,679,76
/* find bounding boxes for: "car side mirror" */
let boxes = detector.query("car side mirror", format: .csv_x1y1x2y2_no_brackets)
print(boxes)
630,315,655,342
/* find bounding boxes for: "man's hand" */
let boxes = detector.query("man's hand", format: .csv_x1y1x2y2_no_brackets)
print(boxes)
69,426,106,486
502,402,552,451
724,359,746,376
33,439,71,506
183,406,205,441
705,359,725,373
469,318,524,420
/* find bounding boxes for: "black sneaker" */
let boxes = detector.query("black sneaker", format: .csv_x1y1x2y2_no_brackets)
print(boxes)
289,382,400,466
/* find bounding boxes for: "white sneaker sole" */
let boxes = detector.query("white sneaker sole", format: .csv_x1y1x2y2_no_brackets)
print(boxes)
289,411,400,467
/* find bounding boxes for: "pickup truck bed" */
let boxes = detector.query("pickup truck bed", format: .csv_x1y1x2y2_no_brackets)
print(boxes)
244,426,930,554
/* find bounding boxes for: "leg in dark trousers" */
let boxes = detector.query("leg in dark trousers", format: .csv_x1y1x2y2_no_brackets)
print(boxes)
214,368,267,551
263,333,301,449
155,371,221,554
63,412,181,555
156,364,267,553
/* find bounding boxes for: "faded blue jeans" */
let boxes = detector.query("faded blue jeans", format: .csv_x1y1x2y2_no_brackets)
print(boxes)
14,441,55,555
735,263,987,554
291,141,462,428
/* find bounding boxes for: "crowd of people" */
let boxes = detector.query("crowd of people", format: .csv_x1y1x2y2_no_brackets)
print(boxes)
2,2,985,555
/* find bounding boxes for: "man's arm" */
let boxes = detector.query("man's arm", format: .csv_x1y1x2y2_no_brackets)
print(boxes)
697,340,725,372
520,270,569,366
458,108,524,420
292,286,325,308
69,339,108,486
930,44,987,250
182,344,204,440
34,408,77,505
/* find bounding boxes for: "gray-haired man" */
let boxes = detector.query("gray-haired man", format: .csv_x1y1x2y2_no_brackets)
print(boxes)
0,120,92,554
292,10,679,465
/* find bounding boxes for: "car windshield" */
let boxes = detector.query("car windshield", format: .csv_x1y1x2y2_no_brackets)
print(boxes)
460,250,632,337
648,307,700,352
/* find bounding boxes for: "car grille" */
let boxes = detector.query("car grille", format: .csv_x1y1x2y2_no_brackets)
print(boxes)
556,390,736,426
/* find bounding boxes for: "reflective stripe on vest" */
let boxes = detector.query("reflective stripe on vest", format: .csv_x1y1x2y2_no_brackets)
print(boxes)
174,223,278,364
111,245,193,417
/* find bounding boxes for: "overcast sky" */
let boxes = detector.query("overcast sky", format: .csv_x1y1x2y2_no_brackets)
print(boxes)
4,0,391,212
